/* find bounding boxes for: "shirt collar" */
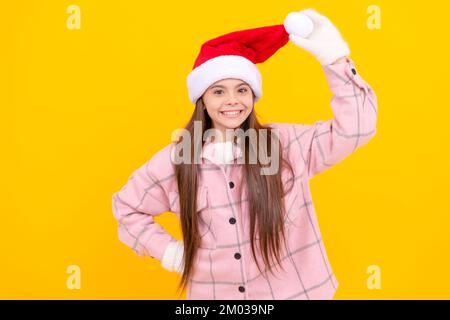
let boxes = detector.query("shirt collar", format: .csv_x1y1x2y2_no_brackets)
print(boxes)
201,135,243,165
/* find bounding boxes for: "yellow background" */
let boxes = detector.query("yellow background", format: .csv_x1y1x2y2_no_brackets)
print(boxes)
1,0,449,299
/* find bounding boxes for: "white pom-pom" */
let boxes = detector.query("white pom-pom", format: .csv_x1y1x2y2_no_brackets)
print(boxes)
284,12,314,38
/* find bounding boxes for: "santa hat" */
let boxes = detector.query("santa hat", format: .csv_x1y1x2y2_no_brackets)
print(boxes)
186,24,290,105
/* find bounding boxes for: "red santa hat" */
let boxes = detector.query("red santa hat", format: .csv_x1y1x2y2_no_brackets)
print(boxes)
186,24,290,105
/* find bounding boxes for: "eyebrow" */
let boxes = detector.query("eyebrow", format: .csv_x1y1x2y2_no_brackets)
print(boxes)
209,82,248,90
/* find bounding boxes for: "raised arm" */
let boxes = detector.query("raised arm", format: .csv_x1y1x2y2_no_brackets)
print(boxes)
305,57,377,178
283,9,378,178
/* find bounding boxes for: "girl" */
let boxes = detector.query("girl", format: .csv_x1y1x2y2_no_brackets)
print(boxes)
112,9,378,300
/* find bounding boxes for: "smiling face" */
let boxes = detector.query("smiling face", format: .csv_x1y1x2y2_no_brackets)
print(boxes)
201,78,254,141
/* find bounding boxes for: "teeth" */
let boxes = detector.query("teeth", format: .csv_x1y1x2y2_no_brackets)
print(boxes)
221,110,242,116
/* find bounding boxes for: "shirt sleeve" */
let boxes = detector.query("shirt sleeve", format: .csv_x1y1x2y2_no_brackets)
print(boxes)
112,148,176,261
289,57,378,179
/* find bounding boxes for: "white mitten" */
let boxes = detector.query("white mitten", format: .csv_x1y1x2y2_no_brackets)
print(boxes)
161,240,185,274
284,9,350,66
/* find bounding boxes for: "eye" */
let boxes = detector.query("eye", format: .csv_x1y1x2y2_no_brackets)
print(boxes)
239,88,248,93
213,89,223,95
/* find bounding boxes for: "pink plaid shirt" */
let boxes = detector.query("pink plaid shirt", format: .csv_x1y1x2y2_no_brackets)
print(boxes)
112,58,378,299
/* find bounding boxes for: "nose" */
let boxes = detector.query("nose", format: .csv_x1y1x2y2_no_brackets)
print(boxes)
225,93,240,106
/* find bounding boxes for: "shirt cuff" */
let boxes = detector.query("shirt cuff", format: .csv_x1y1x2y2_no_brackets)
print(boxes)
322,57,371,96
161,240,184,273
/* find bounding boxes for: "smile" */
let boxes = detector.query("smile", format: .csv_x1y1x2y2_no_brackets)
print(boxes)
219,110,244,118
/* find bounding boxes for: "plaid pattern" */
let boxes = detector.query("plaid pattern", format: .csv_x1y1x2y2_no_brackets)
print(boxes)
112,58,378,299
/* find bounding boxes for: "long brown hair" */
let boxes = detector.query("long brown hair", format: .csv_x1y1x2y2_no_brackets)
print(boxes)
174,95,295,295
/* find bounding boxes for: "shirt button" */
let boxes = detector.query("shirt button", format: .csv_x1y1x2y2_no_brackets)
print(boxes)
351,68,357,75
229,181,235,189
238,286,245,293
229,217,236,224
234,252,241,260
